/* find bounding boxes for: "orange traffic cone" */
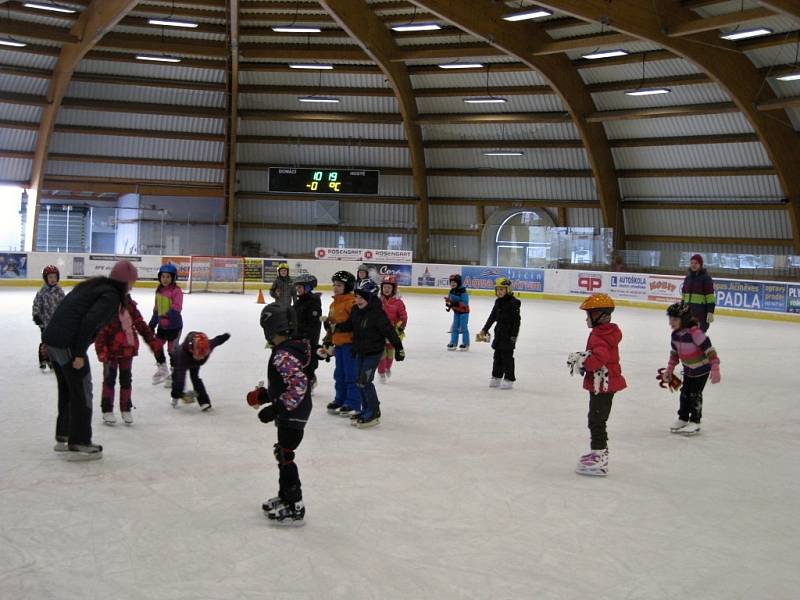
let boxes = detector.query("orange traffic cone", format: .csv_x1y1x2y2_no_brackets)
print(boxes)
256,289,265,304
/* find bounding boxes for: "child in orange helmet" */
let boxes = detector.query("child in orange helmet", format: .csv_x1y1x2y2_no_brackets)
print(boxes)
567,293,627,477
169,331,231,411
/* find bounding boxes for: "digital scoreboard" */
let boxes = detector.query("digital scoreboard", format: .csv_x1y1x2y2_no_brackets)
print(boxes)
268,167,380,195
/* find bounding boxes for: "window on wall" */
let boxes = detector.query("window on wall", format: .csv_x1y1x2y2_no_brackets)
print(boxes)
493,211,613,268
36,204,89,253
0,186,23,250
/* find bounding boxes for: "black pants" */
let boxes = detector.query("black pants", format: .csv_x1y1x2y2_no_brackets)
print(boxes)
679,373,708,424
155,327,181,366
588,392,614,450
492,345,516,381
171,367,210,406
275,427,304,503
49,348,93,445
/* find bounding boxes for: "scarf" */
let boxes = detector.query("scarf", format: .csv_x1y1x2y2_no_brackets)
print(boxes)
119,306,135,346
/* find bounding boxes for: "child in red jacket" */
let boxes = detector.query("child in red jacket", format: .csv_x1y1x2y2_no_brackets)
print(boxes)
377,275,407,383
95,295,163,425
567,293,627,477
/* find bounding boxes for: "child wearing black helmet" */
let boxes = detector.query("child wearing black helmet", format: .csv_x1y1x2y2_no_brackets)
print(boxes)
445,273,470,351
661,302,721,436
477,277,521,390
32,265,65,371
150,263,184,385
249,303,312,525
293,274,322,386
349,279,405,428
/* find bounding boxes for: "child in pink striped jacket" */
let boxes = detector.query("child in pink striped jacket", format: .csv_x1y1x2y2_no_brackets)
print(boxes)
662,302,721,436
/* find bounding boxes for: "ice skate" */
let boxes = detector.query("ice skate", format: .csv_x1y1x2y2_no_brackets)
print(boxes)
152,363,170,385
171,396,179,408
575,448,608,477
262,495,281,513
163,374,173,388
121,411,133,425
182,390,197,404
489,377,501,388
379,372,387,384
200,403,212,412
337,406,359,418
679,422,701,435
670,419,689,433
500,379,514,390
459,344,469,352
102,412,117,425
39,361,47,372
355,408,381,428
447,344,456,351
326,402,342,414
65,443,103,461
266,499,305,526
53,437,68,452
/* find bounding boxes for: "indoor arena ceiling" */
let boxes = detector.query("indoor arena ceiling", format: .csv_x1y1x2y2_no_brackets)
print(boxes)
1,0,800,259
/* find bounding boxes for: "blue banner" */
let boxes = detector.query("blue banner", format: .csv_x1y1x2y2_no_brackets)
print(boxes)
364,263,412,286
714,279,788,313
787,284,800,314
461,266,544,292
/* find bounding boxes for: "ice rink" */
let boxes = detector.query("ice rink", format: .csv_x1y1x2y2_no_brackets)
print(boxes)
0,287,798,600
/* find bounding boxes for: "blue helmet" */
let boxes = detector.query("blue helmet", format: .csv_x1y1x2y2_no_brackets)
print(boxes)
158,263,178,282
354,278,379,300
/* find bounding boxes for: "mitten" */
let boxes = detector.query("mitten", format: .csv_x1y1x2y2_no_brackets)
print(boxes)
706,313,715,323
395,324,406,340
475,330,491,343
567,351,589,377
395,348,405,362
246,383,268,409
657,368,682,392
258,403,277,423
710,363,721,384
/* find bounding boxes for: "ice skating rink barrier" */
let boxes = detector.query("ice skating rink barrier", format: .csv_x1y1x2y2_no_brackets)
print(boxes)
2,251,799,322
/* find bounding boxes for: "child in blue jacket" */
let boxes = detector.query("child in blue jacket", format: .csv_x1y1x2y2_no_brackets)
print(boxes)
445,274,470,351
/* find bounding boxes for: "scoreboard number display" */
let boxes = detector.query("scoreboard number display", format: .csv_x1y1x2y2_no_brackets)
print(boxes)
268,167,380,195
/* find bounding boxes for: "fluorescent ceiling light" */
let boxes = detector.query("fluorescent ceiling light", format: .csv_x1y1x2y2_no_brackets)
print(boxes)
391,23,441,32
483,151,525,156
776,72,800,81
148,19,199,29
136,55,181,63
23,2,76,13
720,27,773,41
502,8,553,22
0,39,27,47
289,63,334,70
272,26,322,33
438,63,483,69
581,49,629,60
463,96,508,104
298,96,340,103
625,88,672,96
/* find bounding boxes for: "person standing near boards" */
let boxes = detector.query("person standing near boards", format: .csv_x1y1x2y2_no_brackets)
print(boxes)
682,254,715,332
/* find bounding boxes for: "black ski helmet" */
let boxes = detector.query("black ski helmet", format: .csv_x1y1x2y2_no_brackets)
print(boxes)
332,270,356,293
294,273,318,293
355,278,379,300
666,302,696,327
260,303,292,342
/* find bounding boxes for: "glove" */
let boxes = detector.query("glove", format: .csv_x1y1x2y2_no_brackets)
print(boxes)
148,338,164,355
246,383,268,409
316,345,332,362
706,313,715,323
444,297,453,312
148,314,158,332
710,363,721,384
475,330,490,343
657,368,682,392
395,324,406,340
395,348,405,362
257,403,277,423
219,332,231,343
567,351,589,377
33,314,43,326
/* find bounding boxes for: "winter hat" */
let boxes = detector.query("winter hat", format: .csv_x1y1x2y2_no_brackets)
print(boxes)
690,254,704,266
109,260,139,284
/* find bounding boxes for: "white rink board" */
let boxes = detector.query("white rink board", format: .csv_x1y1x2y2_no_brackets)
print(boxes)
0,288,798,599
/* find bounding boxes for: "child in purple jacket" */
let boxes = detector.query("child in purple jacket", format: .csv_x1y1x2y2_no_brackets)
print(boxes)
150,263,184,384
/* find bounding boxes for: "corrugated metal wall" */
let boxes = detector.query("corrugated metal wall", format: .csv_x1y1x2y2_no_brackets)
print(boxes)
624,209,791,239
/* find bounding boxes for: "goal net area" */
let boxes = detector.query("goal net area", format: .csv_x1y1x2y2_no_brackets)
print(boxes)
187,256,245,294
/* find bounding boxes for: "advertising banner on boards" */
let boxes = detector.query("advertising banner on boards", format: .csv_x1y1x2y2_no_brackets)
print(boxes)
461,266,545,292
0,252,27,279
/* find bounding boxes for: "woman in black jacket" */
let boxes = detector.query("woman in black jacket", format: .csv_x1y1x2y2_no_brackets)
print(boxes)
43,260,139,460
349,279,404,428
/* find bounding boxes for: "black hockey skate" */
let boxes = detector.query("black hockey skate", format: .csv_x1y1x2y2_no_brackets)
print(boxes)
354,407,381,429
262,495,281,513
326,402,342,414
267,499,305,526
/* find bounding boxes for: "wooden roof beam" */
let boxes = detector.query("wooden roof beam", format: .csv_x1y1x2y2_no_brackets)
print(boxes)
535,0,800,253
759,1,800,23
409,0,626,248
665,7,775,36
27,0,139,252
224,0,239,254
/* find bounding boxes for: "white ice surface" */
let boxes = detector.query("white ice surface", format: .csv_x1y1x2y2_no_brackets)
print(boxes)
0,288,798,600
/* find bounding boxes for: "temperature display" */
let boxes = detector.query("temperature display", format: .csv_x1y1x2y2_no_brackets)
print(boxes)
268,168,380,195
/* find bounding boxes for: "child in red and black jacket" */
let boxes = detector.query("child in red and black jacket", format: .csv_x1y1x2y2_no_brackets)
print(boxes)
95,295,163,425
169,331,230,411
567,293,627,477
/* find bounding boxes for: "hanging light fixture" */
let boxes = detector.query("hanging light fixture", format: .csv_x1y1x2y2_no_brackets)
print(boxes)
149,19,199,28
23,2,76,14
289,63,334,70
391,6,441,32
297,70,340,104
502,4,552,22
625,53,671,97
483,124,525,157
272,2,321,33
776,33,800,81
0,39,27,47
582,49,628,60
720,26,772,41
136,55,181,63
464,64,508,104
438,62,484,69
